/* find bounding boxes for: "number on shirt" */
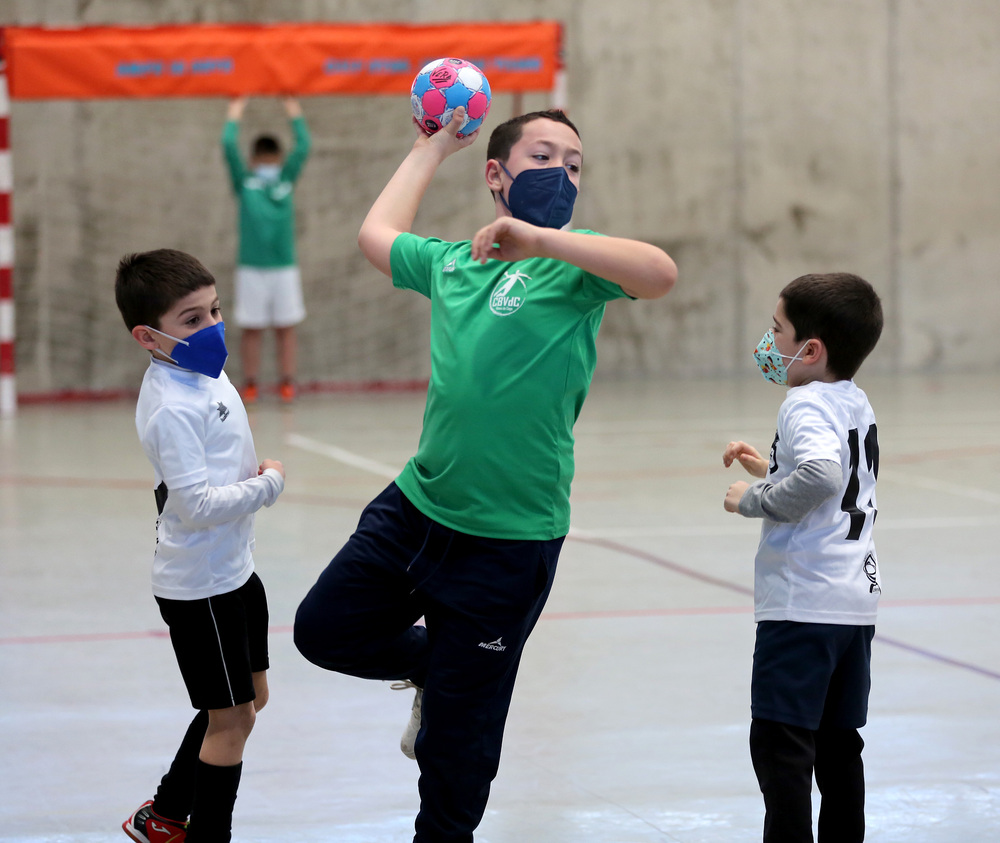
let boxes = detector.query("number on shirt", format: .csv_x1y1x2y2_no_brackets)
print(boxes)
841,424,879,540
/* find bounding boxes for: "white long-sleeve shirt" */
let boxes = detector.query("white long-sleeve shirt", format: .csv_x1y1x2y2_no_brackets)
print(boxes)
135,358,283,600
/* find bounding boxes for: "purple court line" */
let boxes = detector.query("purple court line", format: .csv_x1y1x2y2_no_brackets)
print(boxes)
567,534,755,598
872,634,1000,682
567,533,1000,683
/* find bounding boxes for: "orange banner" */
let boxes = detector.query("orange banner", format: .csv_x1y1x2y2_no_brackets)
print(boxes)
2,21,562,100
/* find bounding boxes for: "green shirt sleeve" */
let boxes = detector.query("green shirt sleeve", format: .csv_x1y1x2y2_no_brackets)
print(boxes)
390,233,449,298
221,119,245,194
281,115,311,184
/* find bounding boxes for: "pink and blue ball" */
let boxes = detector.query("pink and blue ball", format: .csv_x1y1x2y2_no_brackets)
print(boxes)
411,58,492,138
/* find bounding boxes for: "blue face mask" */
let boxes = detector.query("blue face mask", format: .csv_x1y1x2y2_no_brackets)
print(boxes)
147,322,229,379
498,163,578,229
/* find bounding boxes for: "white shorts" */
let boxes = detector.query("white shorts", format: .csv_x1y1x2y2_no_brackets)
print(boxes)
233,265,306,329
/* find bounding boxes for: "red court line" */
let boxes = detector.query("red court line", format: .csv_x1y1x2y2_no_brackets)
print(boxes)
0,475,150,490
1,611,748,646
0,474,381,510
886,443,1000,465
15,378,428,406
0,629,170,645
7,597,1000,647
880,596,1000,608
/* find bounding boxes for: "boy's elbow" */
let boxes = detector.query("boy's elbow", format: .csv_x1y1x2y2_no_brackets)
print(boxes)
357,226,377,262
174,505,210,530
358,225,396,277
633,254,677,300
654,255,678,298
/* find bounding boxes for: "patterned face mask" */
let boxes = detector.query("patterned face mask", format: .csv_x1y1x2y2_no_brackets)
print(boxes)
753,329,808,385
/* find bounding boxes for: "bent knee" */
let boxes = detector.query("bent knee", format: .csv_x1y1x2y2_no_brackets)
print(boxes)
254,688,269,713
235,702,257,737
293,612,350,669
210,701,257,738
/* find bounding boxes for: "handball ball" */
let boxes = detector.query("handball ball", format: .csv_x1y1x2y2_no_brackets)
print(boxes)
411,57,492,138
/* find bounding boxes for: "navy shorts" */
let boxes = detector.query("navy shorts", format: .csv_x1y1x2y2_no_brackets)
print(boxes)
155,572,269,711
751,620,874,731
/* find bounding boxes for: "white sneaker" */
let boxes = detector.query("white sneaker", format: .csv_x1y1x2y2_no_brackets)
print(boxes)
390,680,423,760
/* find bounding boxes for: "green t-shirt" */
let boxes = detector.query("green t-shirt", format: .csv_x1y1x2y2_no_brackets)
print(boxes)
390,231,631,540
221,115,311,268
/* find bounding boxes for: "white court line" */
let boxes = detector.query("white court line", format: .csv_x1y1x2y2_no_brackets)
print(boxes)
284,434,1000,534
881,467,1000,506
286,433,400,479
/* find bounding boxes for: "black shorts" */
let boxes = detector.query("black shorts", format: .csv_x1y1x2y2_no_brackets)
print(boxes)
751,620,874,731
155,572,269,711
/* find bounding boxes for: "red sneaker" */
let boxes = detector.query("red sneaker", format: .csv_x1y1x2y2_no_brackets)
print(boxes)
279,381,296,403
122,800,188,843
241,382,259,404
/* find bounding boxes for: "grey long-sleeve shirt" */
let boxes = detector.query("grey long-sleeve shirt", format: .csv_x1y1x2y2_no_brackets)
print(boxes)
739,459,841,523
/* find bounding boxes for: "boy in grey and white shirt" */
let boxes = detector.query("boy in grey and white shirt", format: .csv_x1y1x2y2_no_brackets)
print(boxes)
724,272,884,843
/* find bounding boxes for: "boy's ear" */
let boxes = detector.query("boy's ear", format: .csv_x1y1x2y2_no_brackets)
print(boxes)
131,325,160,350
802,337,826,365
484,159,504,193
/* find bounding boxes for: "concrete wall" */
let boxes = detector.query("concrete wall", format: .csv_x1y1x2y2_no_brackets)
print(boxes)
3,0,998,394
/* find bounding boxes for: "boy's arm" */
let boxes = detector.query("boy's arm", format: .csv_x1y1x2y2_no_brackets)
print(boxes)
470,217,677,300
221,97,247,191
729,460,841,522
144,406,284,527
169,465,285,529
358,108,478,277
723,440,768,477
282,98,312,182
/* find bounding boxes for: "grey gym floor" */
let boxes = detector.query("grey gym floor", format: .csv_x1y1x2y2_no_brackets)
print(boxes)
2,372,998,842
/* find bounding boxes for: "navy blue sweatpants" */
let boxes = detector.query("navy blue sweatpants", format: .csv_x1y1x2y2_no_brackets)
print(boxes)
294,483,562,843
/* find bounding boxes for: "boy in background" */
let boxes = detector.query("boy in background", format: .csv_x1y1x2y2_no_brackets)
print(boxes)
222,97,311,403
115,249,285,843
723,272,884,843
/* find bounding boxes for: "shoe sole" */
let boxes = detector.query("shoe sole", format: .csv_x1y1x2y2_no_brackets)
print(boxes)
122,821,150,843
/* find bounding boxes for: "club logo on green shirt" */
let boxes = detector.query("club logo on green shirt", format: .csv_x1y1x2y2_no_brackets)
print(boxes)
489,270,529,316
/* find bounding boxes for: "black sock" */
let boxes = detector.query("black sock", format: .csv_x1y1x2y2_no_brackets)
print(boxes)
152,710,208,822
186,760,243,843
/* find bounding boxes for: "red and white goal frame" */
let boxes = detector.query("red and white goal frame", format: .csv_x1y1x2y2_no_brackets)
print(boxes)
0,20,566,415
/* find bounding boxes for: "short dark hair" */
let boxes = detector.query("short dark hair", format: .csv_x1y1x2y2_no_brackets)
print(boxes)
486,109,580,162
115,249,216,331
252,134,282,158
780,272,883,380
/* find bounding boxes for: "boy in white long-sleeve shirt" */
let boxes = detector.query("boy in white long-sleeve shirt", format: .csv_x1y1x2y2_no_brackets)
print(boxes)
115,249,285,843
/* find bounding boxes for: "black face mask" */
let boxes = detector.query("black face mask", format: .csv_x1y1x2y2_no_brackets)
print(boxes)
498,163,578,229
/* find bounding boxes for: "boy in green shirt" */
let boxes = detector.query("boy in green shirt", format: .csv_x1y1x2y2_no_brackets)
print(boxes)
295,107,677,842
221,97,311,403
